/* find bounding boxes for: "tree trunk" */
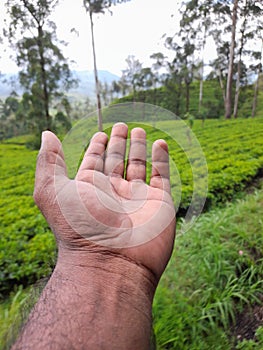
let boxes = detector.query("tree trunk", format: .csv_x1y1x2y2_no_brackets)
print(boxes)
89,11,103,132
218,70,226,103
225,0,238,119
233,60,241,119
233,0,248,119
252,38,263,118
199,24,207,114
186,82,190,113
251,75,259,118
176,83,182,116
38,26,52,130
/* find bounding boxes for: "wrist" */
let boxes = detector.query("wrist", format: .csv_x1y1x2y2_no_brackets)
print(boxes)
15,247,156,350
54,246,157,292
55,244,157,306
48,246,156,349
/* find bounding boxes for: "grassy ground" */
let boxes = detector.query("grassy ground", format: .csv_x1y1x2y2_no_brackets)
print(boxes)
153,184,263,349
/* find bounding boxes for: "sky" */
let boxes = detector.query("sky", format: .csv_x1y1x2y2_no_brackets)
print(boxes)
0,0,184,76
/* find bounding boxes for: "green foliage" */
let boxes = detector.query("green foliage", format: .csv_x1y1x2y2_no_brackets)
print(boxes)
0,142,56,295
160,117,263,210
153,188,263,349
1,117,263,295
0,283,46,349
115,78,232,119
0,94,28,141
54,111,72,134
83,0,131,14
236,327,263,350
25,134,42,150
5,0,77,133
0,287,29,349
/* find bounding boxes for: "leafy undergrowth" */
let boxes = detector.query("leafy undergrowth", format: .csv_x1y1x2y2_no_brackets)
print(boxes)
153,186,263,349
0,142,56,295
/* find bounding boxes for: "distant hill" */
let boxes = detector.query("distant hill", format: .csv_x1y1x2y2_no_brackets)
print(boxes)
70,70,120,100
0,70,120,100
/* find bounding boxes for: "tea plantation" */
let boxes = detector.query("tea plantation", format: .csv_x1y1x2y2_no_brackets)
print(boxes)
0,137,56,295
0,116,263,349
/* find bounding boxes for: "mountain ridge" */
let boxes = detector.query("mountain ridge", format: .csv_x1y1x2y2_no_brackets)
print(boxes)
0,70,120,99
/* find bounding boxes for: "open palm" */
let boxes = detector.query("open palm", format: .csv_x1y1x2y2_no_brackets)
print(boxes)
34,123,176,279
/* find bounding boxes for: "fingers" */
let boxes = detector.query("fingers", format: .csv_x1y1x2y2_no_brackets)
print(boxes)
104,123,128,177
150,139,171,193
126,128,147,181
76,131,108,180
75,123,171,195
34,131,67,205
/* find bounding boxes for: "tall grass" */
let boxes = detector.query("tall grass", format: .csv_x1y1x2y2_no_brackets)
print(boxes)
153,187,263,349
0,282,46,350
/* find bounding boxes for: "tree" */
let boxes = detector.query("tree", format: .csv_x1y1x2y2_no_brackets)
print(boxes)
55,96,72,120
2,94,19,118
0,92,24,139
162,58,184,116
54,111,72,133
100,80,111,106
210,39,231,105
5,0,76,131
118,75,129,97
224,0,238,119
233,0,263,118
83,0,130,131
164,0,263,120
121,55,142,99
165,35,196,115
179,0,213,114
138,67,154,91
233,0,248,118
111,80,121,99
180,0,234,119
150,52,166,104
251,38,263,118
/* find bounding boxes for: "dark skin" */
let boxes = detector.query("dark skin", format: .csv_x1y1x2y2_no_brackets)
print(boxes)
12,123,176,350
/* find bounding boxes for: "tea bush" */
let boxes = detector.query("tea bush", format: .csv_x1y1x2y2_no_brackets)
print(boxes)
0,142,56,295
0,117,263,295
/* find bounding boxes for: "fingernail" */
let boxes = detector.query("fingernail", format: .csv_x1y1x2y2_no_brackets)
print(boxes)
91,131,100,139
40,131,48,150
114,122,127,127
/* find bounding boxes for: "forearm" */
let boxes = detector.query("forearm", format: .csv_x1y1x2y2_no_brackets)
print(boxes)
12,250,156,350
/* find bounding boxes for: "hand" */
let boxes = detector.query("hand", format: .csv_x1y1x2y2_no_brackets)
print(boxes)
12,123,176,349
34,122,175,281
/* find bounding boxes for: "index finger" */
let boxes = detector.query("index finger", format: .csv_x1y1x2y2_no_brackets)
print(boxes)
150,139,171,193
76,132,108,181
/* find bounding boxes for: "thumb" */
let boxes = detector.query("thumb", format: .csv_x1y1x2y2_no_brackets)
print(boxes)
34,131,68,207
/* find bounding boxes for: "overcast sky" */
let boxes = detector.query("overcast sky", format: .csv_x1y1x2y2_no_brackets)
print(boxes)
0,0,184,76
